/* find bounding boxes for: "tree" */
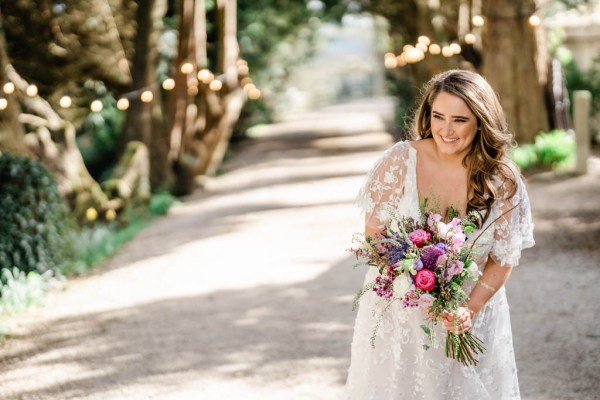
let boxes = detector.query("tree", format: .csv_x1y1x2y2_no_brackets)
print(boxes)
120,0,171,188
167,0,245,195
481,0,549,143
360,0,550,143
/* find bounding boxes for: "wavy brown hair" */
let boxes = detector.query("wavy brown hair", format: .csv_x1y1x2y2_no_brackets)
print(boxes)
410,70,517,225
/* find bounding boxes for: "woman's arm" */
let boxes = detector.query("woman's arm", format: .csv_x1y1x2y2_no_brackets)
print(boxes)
441,257,513,334
466,257,513,317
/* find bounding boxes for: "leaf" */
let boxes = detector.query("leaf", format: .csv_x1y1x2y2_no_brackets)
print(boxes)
421,324,431,335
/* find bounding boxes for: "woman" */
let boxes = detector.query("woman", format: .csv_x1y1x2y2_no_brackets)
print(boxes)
345,70,534,399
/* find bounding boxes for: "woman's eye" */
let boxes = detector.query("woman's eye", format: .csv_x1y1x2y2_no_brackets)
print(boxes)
433,115,443,120
455,119,466,123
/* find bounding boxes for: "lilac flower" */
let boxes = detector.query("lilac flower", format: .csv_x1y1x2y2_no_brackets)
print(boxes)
373,275,394,299
421,245,445,270
446,260,464,278
403,289,420,308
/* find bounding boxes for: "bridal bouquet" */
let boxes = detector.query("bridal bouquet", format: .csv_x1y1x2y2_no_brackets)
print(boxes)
350,208,486,366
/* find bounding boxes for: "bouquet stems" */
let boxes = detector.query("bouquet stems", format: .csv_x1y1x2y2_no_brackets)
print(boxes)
445,331,485,366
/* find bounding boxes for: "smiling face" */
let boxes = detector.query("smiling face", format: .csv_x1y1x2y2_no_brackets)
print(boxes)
429,91,479,158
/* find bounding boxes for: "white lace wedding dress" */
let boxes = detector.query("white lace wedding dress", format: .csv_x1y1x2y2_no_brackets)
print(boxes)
345,140,535,400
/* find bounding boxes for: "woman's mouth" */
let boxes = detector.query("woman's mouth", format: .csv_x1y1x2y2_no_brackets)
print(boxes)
441,136,459,143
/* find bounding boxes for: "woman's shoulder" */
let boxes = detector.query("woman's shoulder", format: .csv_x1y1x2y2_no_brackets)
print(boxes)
379,139,417,163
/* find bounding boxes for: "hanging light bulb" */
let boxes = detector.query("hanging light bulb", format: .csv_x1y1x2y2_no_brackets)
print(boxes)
3,82,15,94
117,98,130,110
529,15,541,27
181,62,194,74
187,86,199,96
0,98,7,110
162,78,175,90
428,44,441,55
140,90,153,103
209,80,223,91
472,15,485,27
406,47,424,63
465,33,477,45
384,55,398,69
417,36,431,46
248,88,261,100
237,64,249,76
450,43,462,55
442,46,454,57
59,96,72,108
90,100,103,112
396,54,407,67
416,42,428,52
197,69,211,82
26,84,38,97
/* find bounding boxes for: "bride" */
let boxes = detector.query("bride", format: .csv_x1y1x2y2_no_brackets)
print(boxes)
345,70,534,399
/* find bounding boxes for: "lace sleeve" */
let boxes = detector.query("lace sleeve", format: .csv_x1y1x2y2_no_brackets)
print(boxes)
355,141,412,231
489,163,535,267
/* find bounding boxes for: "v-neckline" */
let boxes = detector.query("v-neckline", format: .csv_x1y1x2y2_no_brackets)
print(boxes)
407,141,467,222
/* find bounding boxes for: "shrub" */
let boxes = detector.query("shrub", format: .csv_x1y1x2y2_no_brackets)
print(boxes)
149,191,178,216
511,129,575,171
0,153,75,280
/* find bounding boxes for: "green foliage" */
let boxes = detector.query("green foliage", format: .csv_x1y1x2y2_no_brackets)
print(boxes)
70,192,176,271
0,154,76,280
0,268,54,316
149,191,178,216
385,74,415,137
72,218,150,270
511,130,575,170
76,85,125,181
563,56,600,116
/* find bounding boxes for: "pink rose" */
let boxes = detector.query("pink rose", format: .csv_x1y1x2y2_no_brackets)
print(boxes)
408,229,430,248
415,269,436,291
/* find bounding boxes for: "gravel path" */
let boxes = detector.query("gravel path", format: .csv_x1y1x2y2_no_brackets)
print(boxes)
0,98,598,399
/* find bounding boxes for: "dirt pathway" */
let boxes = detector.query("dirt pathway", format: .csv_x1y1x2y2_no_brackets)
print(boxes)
0,98,598,399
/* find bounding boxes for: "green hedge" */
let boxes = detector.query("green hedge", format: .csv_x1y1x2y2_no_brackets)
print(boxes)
0,153,75,280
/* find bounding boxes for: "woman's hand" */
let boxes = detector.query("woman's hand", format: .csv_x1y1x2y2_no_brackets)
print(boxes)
440,307,472,334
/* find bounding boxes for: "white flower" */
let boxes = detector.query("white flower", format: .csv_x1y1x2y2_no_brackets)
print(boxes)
467,261,479,275
437,221,450,238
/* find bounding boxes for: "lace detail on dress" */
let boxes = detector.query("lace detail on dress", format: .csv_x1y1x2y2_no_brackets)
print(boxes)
488,163,535,267
346,141,530,400
355,141,418,230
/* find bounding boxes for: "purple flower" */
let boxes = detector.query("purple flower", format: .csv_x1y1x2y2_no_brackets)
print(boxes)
415,258,424,271
389,241,409,264
421,245,445,270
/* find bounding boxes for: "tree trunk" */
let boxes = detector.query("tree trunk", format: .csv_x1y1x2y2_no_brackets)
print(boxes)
197,0,244,176
0,16,27,155
482,0,548,144
121,0,170,189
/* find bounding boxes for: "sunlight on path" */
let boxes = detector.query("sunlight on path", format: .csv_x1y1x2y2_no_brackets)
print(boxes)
0,99,396,400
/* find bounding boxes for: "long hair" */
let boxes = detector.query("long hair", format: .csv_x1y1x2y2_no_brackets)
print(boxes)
410,70,517,224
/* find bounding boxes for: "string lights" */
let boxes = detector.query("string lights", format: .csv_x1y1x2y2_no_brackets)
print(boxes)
0,59,261,114
386,11,541,70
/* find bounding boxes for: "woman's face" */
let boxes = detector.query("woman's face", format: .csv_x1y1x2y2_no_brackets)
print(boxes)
429,91,479,158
